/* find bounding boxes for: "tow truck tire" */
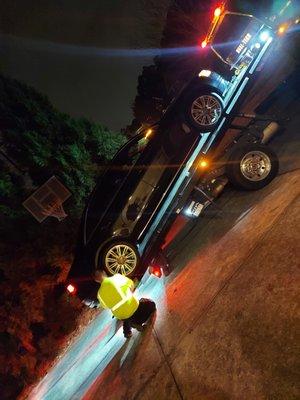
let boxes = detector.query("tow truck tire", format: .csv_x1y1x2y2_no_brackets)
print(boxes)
101,241,140,277
184,89,224,132
226,143,279,190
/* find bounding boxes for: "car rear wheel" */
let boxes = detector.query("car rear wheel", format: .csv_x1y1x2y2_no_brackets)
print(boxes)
102,241,140,276
226,143,279,190
184,89,224,131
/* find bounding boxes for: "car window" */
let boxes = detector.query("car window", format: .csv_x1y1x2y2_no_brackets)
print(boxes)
84,132,153,242
112,134,151,169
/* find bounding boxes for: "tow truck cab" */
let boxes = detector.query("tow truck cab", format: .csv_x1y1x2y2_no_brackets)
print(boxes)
173,4,297,133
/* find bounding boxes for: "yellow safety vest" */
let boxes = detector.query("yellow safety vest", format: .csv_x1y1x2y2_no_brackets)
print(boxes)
97,274,139,320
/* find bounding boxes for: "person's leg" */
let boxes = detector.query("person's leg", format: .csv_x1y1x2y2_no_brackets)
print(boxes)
123,318,133,338
131,298,156,329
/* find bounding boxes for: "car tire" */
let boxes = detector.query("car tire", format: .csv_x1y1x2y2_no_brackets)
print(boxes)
101,241,140,277
226,143,279,190
184,88,224,132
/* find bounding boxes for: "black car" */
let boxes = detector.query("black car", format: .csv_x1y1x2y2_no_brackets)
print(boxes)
66,109,280,301
66,112,209,299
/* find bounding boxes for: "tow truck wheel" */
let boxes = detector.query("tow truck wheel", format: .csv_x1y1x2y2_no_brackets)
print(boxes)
184,89,224,132
101,241,140,277
226,143,279,190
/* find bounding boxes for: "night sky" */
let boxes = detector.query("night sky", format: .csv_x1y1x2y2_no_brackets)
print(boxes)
0,1,161,130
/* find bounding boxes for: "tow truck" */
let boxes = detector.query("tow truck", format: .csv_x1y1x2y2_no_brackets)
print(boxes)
143,5,298,275
66,4,298,300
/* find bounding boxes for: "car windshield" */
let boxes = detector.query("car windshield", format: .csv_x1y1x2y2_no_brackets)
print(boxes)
212,13,262,62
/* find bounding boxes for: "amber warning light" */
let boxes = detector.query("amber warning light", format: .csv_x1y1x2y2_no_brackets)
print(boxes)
214,7,222,17
67,284,76,295
199,159,209,169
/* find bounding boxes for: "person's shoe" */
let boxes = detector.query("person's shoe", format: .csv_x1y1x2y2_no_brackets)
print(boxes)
124,330,133,339
131,323,144,332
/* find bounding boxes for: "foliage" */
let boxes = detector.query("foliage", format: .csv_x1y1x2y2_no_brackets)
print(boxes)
0,74,126,398
131,65,167,127
0,74,126,216
132,0,217,126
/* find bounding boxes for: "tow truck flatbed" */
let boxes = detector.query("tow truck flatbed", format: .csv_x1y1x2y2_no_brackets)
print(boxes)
138,21,276,255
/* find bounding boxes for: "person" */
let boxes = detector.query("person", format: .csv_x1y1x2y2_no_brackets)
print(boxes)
94,270,156,338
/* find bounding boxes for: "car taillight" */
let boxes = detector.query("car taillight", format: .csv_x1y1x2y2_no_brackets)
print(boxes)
149,265,163,278
66,284,77,295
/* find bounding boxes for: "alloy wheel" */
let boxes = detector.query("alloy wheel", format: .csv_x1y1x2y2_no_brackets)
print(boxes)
191,94,222,126
105,244,137,275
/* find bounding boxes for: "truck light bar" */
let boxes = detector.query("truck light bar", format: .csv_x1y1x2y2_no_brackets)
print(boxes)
201,4,224,48
214,7,222,18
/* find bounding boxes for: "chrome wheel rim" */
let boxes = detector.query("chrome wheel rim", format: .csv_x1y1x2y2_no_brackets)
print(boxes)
240,151,271,181
191,94,222,126
105,244,137,275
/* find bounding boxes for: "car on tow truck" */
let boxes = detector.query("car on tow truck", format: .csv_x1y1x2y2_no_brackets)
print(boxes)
65,5,292,303
66,113,280,302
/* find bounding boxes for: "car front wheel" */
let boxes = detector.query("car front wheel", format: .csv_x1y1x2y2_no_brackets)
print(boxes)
184,89,224,131
226,143,279,190
101,241,140,277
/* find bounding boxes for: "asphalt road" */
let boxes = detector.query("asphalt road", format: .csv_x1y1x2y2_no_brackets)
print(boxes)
28,71,300,400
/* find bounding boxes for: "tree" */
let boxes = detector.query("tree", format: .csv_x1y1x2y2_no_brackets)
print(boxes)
132,1,217,126
0,74,126,398
131,65,167,127
0,74,126,215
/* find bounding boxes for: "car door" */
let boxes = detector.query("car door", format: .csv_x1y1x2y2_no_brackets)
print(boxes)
129,118,201,243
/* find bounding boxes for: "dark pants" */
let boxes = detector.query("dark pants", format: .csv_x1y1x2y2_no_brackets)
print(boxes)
123,298,156,336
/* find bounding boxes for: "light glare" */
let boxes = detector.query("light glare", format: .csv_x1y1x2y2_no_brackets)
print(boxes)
278,24,287,35
199,69,212,77
67,284,76,294
260,30,270,41
199,160,209,168
214,7,222,17
145,129,152,139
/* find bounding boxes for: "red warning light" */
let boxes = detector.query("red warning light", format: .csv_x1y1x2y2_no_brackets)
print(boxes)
201,40,207,48
66,284,76,294
214,7,222,17
149,265,163,278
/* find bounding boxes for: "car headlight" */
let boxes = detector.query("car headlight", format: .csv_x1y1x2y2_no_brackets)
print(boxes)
198,69,211,77
259,30,271,42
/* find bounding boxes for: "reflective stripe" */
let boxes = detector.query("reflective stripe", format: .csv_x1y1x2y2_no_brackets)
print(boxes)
98,295,109,309
98,284,132,312
111,289,132,312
